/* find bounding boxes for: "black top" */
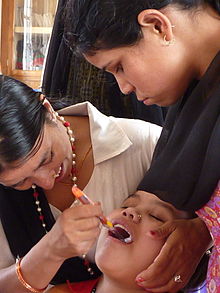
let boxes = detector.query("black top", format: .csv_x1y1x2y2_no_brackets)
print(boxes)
139,51,220,212
0,185,101,285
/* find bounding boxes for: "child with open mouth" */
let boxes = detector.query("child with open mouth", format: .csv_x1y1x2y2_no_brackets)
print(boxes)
47,191,208,293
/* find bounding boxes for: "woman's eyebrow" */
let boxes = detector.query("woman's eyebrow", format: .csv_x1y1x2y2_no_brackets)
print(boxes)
33,150,50,171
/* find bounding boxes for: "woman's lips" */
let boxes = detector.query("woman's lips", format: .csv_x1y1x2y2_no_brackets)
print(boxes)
143,98,152,105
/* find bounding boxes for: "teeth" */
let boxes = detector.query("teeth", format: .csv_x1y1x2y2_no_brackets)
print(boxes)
114,223,128,230
54,166,62,178
124,236,132,243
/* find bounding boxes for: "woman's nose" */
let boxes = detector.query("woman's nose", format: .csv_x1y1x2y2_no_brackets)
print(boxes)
115,76,134,95
33,170,55,190
121,207,142,223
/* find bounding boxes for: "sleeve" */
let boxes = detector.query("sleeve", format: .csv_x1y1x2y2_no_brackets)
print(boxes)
115,117,162,166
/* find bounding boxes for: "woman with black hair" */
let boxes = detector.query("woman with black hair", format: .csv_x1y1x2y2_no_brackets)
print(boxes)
42,0,167,125
0,75,162,292
63,0,220,292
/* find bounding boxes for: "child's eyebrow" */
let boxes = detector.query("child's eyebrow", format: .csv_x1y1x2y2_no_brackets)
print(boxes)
153,200,176,215
122,193,141,203
127,193,140,199
124,193,176,215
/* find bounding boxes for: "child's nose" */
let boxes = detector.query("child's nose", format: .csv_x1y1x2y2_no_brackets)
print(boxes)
122,208,142,223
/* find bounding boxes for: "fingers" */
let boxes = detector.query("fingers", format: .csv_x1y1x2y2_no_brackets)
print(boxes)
47,203,103,260
136,254,193,292
137,276,186,293
60,203,102,235
135,218,210,292
67,203,103,220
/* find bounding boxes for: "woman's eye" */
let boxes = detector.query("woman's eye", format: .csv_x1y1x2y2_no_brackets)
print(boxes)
116,64,123,73
43,151,54,166
150,214,164,222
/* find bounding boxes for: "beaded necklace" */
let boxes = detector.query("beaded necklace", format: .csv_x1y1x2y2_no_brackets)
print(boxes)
32,112,94,275
32,112,76,233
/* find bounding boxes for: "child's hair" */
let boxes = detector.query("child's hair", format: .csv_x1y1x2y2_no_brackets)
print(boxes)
63,0,220,55
0,75,48,172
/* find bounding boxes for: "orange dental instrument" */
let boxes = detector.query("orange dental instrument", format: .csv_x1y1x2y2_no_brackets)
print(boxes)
71,186,125,241
72,186,113,229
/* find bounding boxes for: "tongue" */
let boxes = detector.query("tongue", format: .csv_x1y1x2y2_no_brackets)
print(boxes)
114,227,130,239
109,226,130,242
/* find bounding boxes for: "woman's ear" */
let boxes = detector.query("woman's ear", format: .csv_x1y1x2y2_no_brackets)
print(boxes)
137,9,174,44
40,95,57,123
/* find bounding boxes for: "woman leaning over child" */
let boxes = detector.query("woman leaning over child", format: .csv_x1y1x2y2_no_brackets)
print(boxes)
0,75,161,292
64,0,220,292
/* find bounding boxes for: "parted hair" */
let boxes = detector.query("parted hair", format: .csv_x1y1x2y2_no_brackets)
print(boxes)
63,0,220,55
0,75,48,172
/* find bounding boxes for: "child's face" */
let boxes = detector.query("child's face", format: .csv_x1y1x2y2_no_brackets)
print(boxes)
95,191,188,286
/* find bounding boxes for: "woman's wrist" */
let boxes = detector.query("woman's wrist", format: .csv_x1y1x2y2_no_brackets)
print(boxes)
192,217,212,249
18,235,64,290
16,257,48,293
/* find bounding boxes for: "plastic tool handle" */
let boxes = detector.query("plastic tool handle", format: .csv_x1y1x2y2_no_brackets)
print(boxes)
72,186,113,228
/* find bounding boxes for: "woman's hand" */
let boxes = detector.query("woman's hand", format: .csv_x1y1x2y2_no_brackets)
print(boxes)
135,217,212,293
45,203,103,262
0,204,103,293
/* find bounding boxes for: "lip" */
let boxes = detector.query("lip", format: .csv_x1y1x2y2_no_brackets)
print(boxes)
137,96,152,105
142,98,154,106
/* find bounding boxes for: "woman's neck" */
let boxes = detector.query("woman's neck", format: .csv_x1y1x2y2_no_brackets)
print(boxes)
96,275,144,293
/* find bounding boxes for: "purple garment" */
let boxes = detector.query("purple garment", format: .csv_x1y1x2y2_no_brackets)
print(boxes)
196,181,220,293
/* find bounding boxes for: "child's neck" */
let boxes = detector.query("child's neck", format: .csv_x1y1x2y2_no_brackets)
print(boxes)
95,275,144,293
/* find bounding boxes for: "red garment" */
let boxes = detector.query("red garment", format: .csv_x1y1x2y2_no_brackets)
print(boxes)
67,278,99,293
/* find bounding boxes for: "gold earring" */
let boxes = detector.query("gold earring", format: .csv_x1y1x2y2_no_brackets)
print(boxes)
137,214,142,221
163,35,175,46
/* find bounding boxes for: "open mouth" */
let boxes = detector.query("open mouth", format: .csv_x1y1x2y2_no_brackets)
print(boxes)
54,165,63,179
108,224,133,244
